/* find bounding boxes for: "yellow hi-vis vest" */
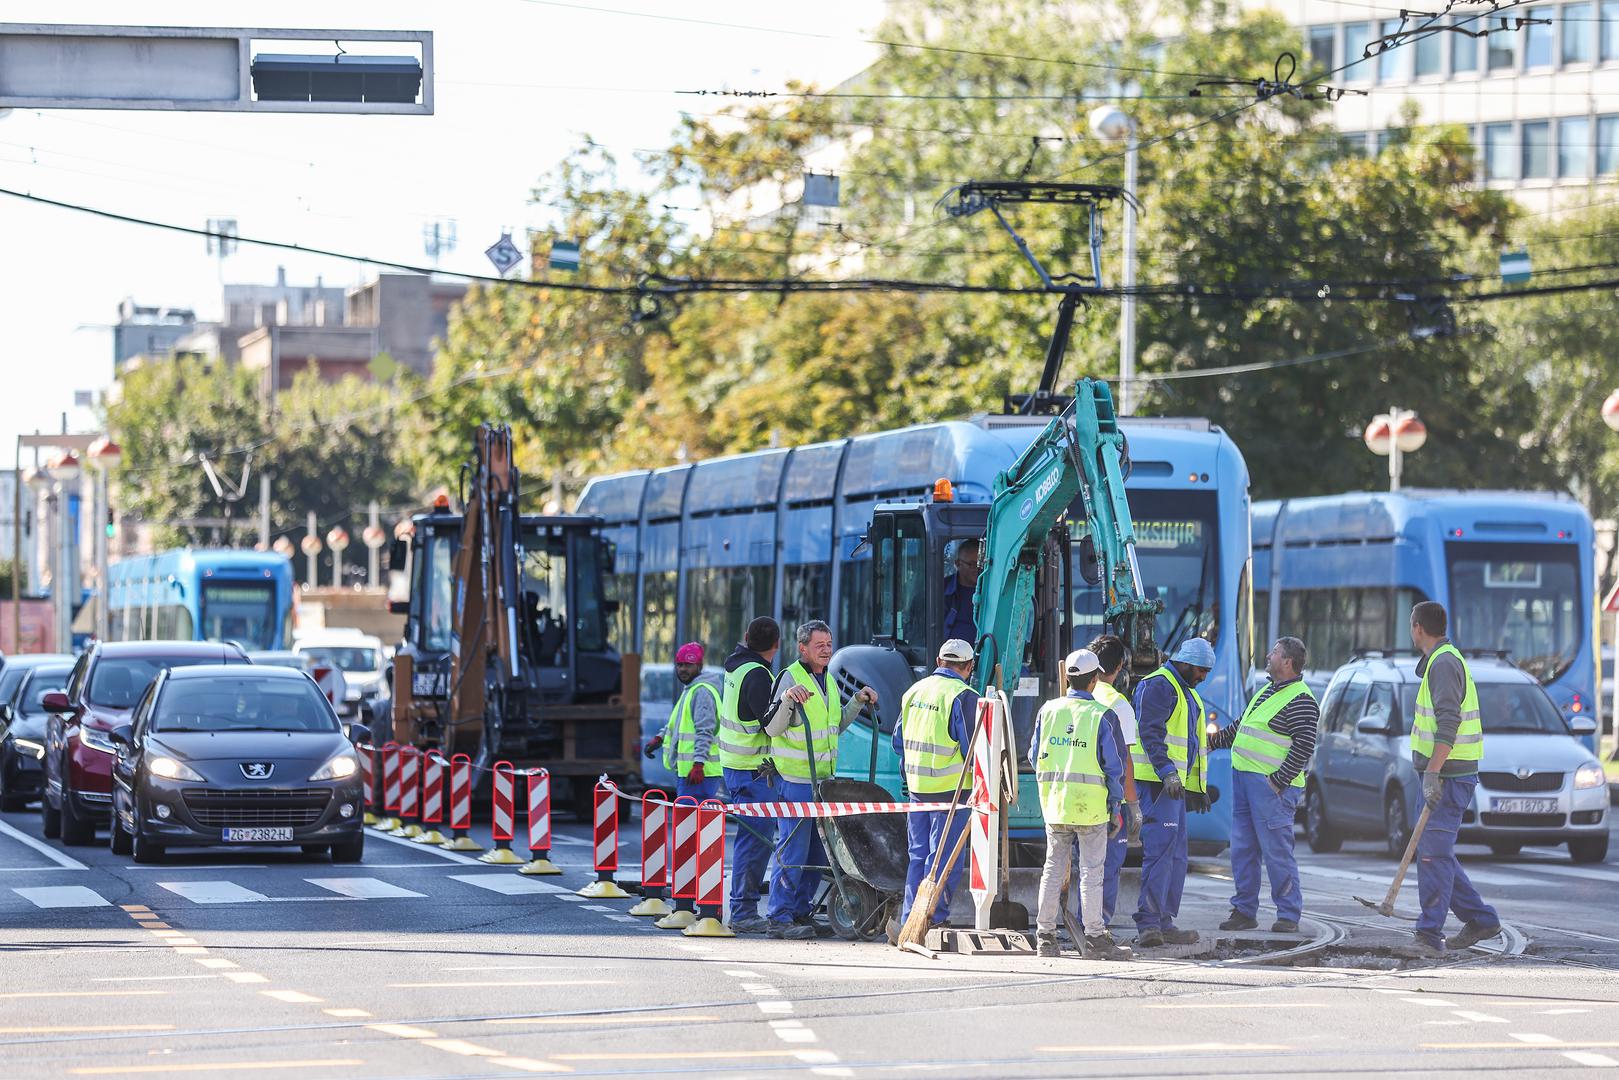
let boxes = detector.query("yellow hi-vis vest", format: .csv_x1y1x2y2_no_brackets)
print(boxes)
1231,680,1315,787
663,680,722,777
770,662,840,782
1412,643,1483,764
1033,696,1110,827
898,673,971,795
718,660,769,770
1092,681,1128,736
1130,665,1207,792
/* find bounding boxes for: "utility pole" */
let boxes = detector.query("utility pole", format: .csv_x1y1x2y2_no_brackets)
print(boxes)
303,510,319,589
258,473,271,549
366,501,381,587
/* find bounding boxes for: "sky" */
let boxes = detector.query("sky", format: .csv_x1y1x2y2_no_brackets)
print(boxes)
0,1,880,465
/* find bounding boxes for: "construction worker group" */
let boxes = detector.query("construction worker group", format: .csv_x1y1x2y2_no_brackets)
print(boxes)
647,597,1499,957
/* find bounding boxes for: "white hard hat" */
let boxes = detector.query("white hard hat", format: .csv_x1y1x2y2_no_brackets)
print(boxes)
938,639,976,663
1065,648,1101,676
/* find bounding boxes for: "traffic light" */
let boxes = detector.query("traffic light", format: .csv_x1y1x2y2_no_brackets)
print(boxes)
104,507,115,540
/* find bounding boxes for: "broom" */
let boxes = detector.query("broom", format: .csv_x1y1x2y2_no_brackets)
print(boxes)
896,721,983,950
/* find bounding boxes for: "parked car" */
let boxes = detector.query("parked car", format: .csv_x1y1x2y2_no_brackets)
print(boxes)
108,665,365,864
42,641,250,845
1305,653,1609,864
295,629,387,722
246,651,314,671
0,657,75,811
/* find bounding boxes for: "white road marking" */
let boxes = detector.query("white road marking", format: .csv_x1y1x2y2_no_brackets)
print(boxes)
1564,1051,1619,1067
0,865,91,872
1454,867,1550,888
13,885,110,908
371,830,486,864
552,894,586,903
1511,1033,1563,1044
306,878,427,899
223,972,269,984
157,881,270,904
451,874,572,896
581,904,615,911
605,914,639,923
1452,1011,1508,1024
261,989,323,1004
742,983,782,995
1497,862,1619,884
94,975,218,982
0,819,87,869
124,864,267,871
194,958,237,969
1539,1009,1593,1015
1404,998,1460,1008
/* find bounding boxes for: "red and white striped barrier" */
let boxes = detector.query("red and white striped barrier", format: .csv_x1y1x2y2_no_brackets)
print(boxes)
628,787,671,916
442,753,480,852
663,795,700,922
479,760,522,864
577,780,630,898
375,741,401,830
519,770,559,875
359,744,376,825
682,798,733,937
970,693,1008,932
413,752,446,845
394,746,421,837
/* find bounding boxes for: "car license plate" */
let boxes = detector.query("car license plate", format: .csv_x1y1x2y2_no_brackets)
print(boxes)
1492,798,1558,815
223,827,294,843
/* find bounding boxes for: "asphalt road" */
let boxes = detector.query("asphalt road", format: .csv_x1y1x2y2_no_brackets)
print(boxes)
2,804,1618,1078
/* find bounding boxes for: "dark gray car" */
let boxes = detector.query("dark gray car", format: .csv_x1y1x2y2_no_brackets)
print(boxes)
108,665,365,864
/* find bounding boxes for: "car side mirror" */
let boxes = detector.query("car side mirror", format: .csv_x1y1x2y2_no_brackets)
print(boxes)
388,538,408,573
0,703,12,724
1355,715,1390,736
388,599,410,615
42,691,71,713
1570,715,1598,736
110,724,134,748
347,721,372,745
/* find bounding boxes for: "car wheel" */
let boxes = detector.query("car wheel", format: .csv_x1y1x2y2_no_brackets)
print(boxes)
40,785,60,838
1384,789,1412,859
59,777,96,846
330,833,365,864
131,826,165,865
0,750,25,812
1489,842,1522,858
1305,782,1342,854
109,808,133,856
1569,834,1610,864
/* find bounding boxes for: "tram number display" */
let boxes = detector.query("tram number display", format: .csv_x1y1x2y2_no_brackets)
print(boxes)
1484,561,1542,589
1133,520,1204,549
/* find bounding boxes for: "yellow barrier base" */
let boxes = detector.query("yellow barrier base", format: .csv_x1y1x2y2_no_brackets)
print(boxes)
363,812,377,826
399,824,424,838
682,917,736,938
441,836,484,852
655,909,697,930
479,847,525,865
518,858,561,876
412,830,446,845
577,879,631,899
627,897,673,917
373,817,401,832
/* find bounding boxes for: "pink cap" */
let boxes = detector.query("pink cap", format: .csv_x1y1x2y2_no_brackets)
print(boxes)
674,642,705,665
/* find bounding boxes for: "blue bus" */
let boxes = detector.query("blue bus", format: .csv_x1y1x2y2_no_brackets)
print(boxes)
1253,490,1597,744
578,414,1253,846
106,549,297,652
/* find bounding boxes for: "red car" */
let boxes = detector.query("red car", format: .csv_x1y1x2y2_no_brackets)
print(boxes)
42,641,249,845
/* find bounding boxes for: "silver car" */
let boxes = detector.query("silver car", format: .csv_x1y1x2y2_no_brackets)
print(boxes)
1304,653,1608,864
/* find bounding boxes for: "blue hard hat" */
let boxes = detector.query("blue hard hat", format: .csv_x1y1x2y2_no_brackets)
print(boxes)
1170,637,1216,670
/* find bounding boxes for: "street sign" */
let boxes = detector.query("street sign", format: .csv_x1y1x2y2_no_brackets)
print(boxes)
1604,581,1619,614
548,240,581,273
367,352,398,382
1500,249,1532,284
804,172,841,207
485,233,523,275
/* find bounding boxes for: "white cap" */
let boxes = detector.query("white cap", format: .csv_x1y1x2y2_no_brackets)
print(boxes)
939,638,976,663
1065,648,1101,676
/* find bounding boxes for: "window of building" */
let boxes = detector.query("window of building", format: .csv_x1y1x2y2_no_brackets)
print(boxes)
1308,25,1336,71
1485,122,1517,178
1598,115,1619,175
1526,8,1555,66
1378,19,1409,80
1489,28,1518,70
1453,16,1480,71
1564,2,1595,63
1523,120,1552,177
1415,26,1444,74
1344,23,1374,79
1560,116,1592,177
1339,131,1370,155
1605,0,1619,60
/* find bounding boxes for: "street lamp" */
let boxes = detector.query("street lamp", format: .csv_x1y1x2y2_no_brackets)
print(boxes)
1089,104,1139,416
46,451,81,652
1363,408,1428,491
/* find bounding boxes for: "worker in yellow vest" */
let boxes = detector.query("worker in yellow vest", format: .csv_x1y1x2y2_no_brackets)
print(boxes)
653,642,722,801
718,617,783,934
761,620,877,940
894,638,980,930
1085,634,1141,929
1208,637,1318,934
1408,601,1500,956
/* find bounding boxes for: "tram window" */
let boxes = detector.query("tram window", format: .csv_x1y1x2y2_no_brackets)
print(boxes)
781,563,831,655
684,567,772,664
839,559,872,647
642,571,678,661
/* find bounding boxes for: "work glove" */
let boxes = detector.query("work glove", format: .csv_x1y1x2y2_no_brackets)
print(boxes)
643,736,663,759
689,761,705,783
1187,790,1210,814
1161,773,1185,800
1125,800,1143,844
1422,771,1443,808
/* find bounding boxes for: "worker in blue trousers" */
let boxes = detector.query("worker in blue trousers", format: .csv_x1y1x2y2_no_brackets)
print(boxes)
716,617,785,934
1131,637,1214,948
1082,634,1141,929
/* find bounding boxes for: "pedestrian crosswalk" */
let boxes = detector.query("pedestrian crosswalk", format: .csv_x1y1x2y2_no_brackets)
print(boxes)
7,873,587,909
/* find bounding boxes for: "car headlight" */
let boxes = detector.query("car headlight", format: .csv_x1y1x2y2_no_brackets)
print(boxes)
1574,763,1606,790
147,756,204,782
310,752,359,781
12,737,44,759
79,727,118,755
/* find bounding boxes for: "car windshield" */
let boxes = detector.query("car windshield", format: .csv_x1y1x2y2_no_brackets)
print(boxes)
1399,679,1569,735
152,677,339,734
20,668,73,715
90,656,234,708
200,582,278,652
300,646,378,673
1446,541,1581,684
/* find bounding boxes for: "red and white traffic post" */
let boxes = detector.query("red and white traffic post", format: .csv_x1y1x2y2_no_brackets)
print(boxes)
656,795,701,929
376,741,402,831
628,788,671,916
394,745,422,838
359,743,377,825
577,780,630,898
519,769,560,875
682,799,734,937
414,751,446,845
441,753,481,852
479,760,523,864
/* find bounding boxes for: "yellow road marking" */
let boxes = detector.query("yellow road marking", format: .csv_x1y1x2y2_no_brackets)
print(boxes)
367,1023,438,1039
554,1051,802,1062
167,938,199,946
74,1060,364,1075
174,946,208,955
1038,1043,1291,1053
486,1015,720,1026
423,1039,503,1056
0,1025,174,1033
148,930,185,938
136,921,169,929
387,980,613,989
120,905,150,912
224,973,269,984
489,1057,571,1073
324,1008,372,1018
1143,1002,1329,1010
261,990,324,1004
0,990,164,999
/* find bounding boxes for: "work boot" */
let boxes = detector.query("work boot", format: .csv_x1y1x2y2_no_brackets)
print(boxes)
730,916,771,935
794,914,833,938
769,921,816,941
1219,910,1259,931
1135,928,1164,948
1159,927,1200,945
1409,935,1447,959
1084,933,1133,961
1270,918,1300,934
1036,931,1060,958
1446,920,1503,951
